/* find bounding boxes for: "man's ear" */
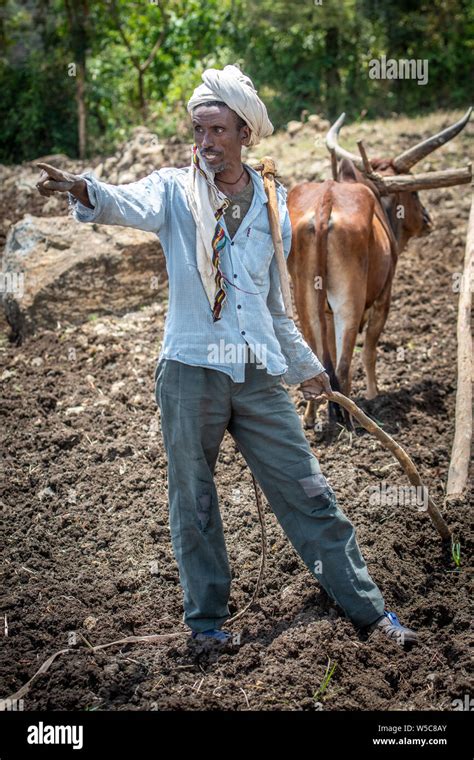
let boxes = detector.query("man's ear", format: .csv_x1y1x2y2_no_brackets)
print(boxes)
241,127,252,147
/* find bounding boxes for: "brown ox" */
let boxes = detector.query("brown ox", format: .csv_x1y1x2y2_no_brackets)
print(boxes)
287,109,472,429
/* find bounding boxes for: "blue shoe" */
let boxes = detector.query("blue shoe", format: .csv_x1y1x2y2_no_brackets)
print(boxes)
190,628,232,644
368,610,419,647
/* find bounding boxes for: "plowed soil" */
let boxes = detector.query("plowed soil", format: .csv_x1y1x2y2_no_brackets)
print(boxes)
1,112,472,711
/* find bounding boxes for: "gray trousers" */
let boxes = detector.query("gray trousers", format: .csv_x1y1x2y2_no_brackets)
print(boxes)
154,350,385,633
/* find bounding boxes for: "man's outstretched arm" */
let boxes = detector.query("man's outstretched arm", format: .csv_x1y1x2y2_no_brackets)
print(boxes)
36,162,168,233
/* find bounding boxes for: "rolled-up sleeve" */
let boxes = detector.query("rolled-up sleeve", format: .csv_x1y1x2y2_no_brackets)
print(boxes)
267,204,326,385
68,169,168,233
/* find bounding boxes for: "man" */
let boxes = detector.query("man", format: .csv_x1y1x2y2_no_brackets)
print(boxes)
36,64,418,649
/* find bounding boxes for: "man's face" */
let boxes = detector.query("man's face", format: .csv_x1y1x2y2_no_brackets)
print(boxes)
192,104,250,173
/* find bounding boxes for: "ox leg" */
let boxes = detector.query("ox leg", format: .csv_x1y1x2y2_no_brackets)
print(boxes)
327,233,368,431
325,309,345,427
326,309,337,370
293,277,328,431
363,280,393,399
303,399,317,430
332,312,366,431
303,312,338,429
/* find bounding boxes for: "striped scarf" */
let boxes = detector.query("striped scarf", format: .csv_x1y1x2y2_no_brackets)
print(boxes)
185,144,231,322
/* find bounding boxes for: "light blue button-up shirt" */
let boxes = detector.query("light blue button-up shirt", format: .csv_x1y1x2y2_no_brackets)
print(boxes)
70,162,325,384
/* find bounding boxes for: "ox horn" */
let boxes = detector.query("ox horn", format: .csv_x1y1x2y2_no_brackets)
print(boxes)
325,112,365,171
393,107,472,173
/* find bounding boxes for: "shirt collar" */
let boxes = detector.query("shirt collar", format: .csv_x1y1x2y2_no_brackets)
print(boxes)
244,162,268,205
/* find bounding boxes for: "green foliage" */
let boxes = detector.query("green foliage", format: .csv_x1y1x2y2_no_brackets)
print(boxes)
313,658,338,702
451,539,461,568
0,0,472,163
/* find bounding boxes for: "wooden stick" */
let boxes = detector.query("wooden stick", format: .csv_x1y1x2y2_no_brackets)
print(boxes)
330,148,338,180
3,629,185,703
326,390,451,540
370,166,472,194
357,139,373,174
254,156,294,318
447,192,473,496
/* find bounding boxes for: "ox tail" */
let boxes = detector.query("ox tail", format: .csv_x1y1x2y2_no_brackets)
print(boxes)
314,186,348,428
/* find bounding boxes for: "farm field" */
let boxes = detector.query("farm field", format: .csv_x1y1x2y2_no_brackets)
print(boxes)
0,110,472,711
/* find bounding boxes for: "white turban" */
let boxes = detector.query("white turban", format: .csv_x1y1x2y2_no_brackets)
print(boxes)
186,63,274,146
184,64,274,321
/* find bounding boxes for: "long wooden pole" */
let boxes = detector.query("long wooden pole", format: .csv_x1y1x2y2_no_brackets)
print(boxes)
326,390,451,540
255,156,294,318
447,192,473,496
371,166,472,194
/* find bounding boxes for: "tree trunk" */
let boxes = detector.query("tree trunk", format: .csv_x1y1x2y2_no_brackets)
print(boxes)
76,60,86,159
64,0,89,158
138,69,147,121
325,27,341,119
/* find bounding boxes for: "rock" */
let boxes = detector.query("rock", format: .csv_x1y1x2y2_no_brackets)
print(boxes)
133,163,147,178
117,171,137,184
83,615,98,631
110,380,126,396
41,196,62,214
32,153,71,168
287,120,304,137
2,215,168,341
88,127,189,183
38,486,55,500
307,114,331,132
117,150,134,170
65,405,85,416
307,160,327,179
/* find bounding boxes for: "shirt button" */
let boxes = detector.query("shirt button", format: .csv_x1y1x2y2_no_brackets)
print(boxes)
231,241,235,246
241,330,246,335
233,274,237,278
237,304,241,309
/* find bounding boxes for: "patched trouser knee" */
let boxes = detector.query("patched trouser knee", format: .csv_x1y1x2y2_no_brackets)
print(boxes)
196,492,212,531
243,452,385,628
284,455,336,510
